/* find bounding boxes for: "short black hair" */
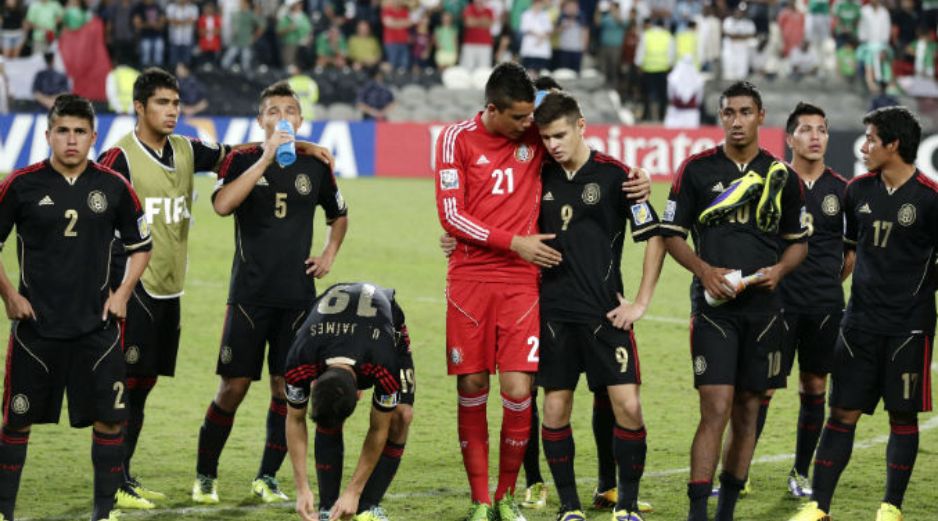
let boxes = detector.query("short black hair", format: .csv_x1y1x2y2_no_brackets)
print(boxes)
484,62,535,111
533,91,582,128
785,102,828,135
47,93,95,128
533,76,562,91
719,81,763,111
133,67,179,106
310,366,358,429
862,106,922,164
258,80,301,113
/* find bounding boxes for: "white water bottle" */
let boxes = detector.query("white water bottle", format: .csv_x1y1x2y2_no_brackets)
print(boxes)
705,270,764,306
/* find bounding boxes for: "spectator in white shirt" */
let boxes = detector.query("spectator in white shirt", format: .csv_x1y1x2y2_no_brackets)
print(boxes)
857,0,890,47
721,3,756,80
166,0,198,66
519,0,552,74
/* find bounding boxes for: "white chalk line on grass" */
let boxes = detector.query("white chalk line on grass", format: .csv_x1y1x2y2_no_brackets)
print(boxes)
22,411,938,520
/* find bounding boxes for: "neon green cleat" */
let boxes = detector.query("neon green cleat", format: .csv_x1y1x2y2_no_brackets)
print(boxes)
612,509,643,521
756,161,788,233
740,476,752,497
522,482,547,509
127,477,167,501
98,509,122,521
252,475,289,503
355,506,391,521
876,502,903,521
115,485,155,510
464,502,496,521
191,474,219,504
556,509,586,521
788,501,831,521
494,493,527,521
591,488,653,513
699,171,764,225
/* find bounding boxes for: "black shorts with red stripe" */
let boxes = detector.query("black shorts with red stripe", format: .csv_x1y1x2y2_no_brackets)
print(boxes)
535,320,640,392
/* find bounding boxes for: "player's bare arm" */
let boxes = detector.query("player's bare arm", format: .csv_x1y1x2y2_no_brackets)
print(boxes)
103,249,152,320
306,215,348,278
330,406,393,520
606,235,666,330
663,235,736,300
213,130,295,215
621,166,653,203
753,242,807,291
840,248,856,282
286,403,316,521
510,233,562,268
0,258,35,320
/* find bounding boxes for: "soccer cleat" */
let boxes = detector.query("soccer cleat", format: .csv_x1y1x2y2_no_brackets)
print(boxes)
115,485,155,510
612,509,643,521
319,510,332,521
522,482,547,509
355,506,391,521
494,493,527,521
252,475,289,503
698,171,764,225
740,476,752,497
756,161,788,233
191,474,219,504
96,510,122,521
591,488,653,513
875,502,903,521
464,502,496,521
787,469,812,498
787,501,831,521
556,509,586,521
127,477,167,501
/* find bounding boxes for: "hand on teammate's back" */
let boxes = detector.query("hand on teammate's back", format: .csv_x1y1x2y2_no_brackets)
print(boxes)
3,292,36,321
606,293,646,330
510,233,562,268
622,167,652,202
440,233,457,257
698,265,736,301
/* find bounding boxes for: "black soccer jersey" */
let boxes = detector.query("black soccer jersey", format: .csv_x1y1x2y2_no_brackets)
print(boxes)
0,160,152,339
779,168,848,312
658,146,807,314
842,170,938,336
539,151,659,323
283,283,408,412
97,136,229,178
215,147,347,309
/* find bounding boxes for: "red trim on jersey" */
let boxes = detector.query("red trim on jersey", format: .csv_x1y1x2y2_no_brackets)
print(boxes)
846,171,878,187
98,147,123,169
217,146,259,180
95,162,144,211
629,329,641,384
360,363,400,393
0,161,45,204
915,171,938,193
593,152,631,175
284,363,322,385
2,333,13,426
672,146,719,193
923,336,932,412
826,168,849,185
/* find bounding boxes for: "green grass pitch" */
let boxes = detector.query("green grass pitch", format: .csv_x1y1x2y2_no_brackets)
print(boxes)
2,176,936,520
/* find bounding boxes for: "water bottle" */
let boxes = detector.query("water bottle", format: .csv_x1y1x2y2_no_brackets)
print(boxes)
704,270,764,306
275,119,296,167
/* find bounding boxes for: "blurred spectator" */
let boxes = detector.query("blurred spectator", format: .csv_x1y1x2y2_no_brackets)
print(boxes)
859,43,893,91
675,19,697,68
745,0,771,35
412,14,432,70
635,17,674,121
926,0,938,33
440,0,466,22
176,62,208,115
348,18,382,70
316,23,348,69
0,58,8,113
777,0,803,58
788,40,819,79
488,0,506,41
25,0,63,55
286,63,318,119
836,36,858,81
646,0,673,22
832,0,860,47
433,10,458,68
166,0,198,67
891,0,918,52
519,0,551,73
509,0,530,39
105,62,139,113
102,0,135,66
664,54,702,128
721,3,755,80
197,2,222,65
62,0,90,30
460,0,493,70
913,26,936,79
381,0,411,71
868,81,898,110
1,0,26,58
672,0,700,31
494,30,513,63
32,52,69,109
597,0,627,87
555,0,588,72
356,66,395,120
221,0,266,71
858,0,890,48
277,0,311,69
133,0,165,67
695,3,720,72
804,0,830,54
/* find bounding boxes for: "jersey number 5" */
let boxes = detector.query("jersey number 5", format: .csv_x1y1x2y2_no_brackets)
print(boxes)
317,284,379,318
491,168,515,195
274,192,288,219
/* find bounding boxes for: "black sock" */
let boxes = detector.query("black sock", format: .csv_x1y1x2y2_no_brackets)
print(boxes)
613,425,646,512
884,421,919,509
686,480,711,521
755,396,772,444
522,392,543,487
542,424,579,510
196,402,235,478
811,418,856,513
257,398,288,479
0,428,29,520
123,377,155,482
592,391,616,492
715,471,746,521
315,425,344,510
91,430,124,521
794,393,825,477
359,441,405,511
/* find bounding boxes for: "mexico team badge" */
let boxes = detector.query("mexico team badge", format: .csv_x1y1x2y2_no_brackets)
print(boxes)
822,194,840,216
295,174,312,195
515,144,533,163
898,204,916,226
87,191,108,213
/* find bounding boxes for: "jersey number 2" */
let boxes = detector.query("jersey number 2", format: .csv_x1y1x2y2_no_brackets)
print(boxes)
317,284,379,318
491,168,515,195
64,209,78,237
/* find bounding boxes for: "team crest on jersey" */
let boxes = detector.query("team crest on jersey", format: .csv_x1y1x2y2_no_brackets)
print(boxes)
440,169,459,190
582,183,601,205
898,203,916,226
125,345,141,364
630,203,653,225
663,200,677,222
87,190,108,213
137,216,150,239
295,174,312,195
10,394,28,415
693,355,707,376
449,346,463,365
822,194,840,216
515,144,533,163
220,345,233,364
376,392,400,409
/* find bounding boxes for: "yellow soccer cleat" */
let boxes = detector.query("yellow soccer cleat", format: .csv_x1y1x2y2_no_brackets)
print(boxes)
355,506,391,521
591,488,653,513
251,475,289,503
115,486,155,510
556,509,587,521
494,493,528,521
699,171,765,225
97,509,122,521
191,474,219,504
875,502,903,521
740,476,752,497
612,509,643,521
756,161,789,233
464,502,497,521
522,482,547,509
127,477,167,501
788,501,831,521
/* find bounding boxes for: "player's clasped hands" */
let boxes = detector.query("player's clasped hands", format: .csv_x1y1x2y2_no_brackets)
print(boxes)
510,234,562,268
752,265,783,291
606,293,646,330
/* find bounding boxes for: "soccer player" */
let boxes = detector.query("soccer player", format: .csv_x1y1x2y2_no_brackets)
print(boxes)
789,107,935,521
0,94,153,521
284,283,414,521
657,81,807,521
191,80,348,505
96,67,332,508
533,92,665,521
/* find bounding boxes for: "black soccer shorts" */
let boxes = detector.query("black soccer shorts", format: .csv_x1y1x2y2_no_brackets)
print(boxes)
690,311,786,391
216,304,307,380
535,320,640,392
829,328,933,414
782,310,841,377
3,320,127,429
123,283,181,378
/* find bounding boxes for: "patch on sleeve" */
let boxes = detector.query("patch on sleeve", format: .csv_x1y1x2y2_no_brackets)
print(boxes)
663,200,677,222
374,392,400,409
336,190,347,211
630,202,653,225
439,169,459,190
137,216,150,239
286,383,309,405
